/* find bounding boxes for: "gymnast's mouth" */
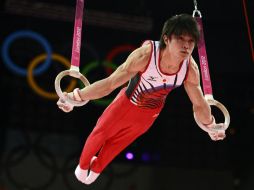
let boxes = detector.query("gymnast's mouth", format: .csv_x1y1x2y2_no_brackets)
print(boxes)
180,50,189,55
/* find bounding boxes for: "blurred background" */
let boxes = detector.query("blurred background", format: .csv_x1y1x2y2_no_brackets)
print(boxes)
0,0,253,189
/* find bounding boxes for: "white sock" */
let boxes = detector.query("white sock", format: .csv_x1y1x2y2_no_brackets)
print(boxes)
74,165,88,183
85,171,100,185
84,156,100,185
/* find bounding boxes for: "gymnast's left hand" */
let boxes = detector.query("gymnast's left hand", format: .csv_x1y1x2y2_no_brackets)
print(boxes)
207,123,226,141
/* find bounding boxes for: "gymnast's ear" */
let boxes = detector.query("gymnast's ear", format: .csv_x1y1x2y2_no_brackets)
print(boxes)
163,35,172,45
163,35,168,45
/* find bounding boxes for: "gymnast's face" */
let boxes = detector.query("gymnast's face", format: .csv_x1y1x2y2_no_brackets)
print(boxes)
164,34,195,60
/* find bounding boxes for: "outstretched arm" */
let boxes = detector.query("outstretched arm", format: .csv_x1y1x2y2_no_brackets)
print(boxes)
183,56,213,125
78,44,152,100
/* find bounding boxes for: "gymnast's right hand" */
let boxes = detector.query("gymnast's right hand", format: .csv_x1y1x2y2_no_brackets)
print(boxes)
57,88,82,113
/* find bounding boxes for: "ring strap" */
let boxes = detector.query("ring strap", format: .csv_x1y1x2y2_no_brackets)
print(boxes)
195,17,213,97
71,0,84,69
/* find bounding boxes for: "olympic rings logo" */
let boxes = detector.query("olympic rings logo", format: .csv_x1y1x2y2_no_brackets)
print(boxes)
1,30,136,106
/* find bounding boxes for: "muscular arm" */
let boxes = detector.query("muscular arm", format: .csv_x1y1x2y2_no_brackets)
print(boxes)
184,57,213,125
78,44,151,100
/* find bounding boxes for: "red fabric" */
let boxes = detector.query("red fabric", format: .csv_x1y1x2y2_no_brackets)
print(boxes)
79,87,162,173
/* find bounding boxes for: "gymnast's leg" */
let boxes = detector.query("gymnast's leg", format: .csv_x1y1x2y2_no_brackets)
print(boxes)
86,125,148,184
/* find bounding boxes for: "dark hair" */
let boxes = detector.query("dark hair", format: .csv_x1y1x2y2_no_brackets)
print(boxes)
159,14,200,49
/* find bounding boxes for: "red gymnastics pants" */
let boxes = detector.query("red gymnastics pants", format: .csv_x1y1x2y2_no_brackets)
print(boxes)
79,87,162,173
